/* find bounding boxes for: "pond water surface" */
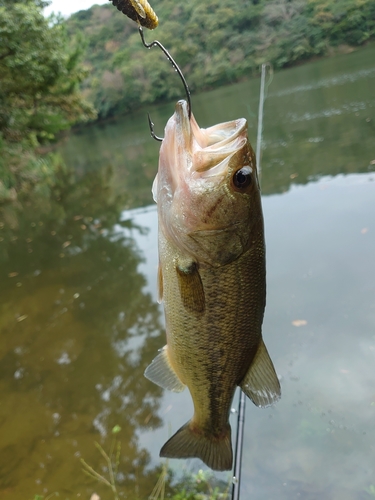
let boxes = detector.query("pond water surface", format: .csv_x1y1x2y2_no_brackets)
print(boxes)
0,44,375,499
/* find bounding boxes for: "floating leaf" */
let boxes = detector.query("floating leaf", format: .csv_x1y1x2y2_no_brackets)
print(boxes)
112,425,121,434
292,319,307,327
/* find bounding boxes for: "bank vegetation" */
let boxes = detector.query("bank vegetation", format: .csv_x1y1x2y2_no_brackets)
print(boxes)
67,0,375,119
1,0,374,200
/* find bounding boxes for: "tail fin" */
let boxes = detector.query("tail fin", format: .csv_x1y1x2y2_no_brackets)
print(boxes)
160,421,232,471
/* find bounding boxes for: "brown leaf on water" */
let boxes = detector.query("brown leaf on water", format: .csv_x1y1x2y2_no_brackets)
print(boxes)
370,159,375,165
16,315,27,322
8,272,19,278
292,319,307,327
62,241,71,248
90,494,100,500
144,413,152,424
73,215,83,221
162,404,172,415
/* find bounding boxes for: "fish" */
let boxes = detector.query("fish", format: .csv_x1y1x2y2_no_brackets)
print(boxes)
145,100,281,471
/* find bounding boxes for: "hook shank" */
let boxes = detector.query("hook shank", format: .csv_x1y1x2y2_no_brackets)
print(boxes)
139,26,192,141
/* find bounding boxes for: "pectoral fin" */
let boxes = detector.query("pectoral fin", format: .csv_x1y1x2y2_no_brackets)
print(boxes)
176,260,205,314
240,339,281,407
144,345,185,392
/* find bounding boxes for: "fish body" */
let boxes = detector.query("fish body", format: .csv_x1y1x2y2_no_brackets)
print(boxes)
145,100,280,471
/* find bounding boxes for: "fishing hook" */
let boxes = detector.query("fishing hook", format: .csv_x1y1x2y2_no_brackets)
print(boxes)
139,26,192,141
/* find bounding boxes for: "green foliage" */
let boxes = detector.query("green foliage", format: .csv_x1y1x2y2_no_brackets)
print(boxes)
308,0,375,45
65,0,375,119
0,0,96,201
170,469,230,500
366,484,375,497
0,0,96,143
79,441,229,500
0,135,68,202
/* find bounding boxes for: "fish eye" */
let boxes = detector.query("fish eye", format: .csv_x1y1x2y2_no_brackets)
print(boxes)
233,166,252,190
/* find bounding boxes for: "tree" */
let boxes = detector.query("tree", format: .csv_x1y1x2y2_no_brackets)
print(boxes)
0,0,97,201
0,0,96,146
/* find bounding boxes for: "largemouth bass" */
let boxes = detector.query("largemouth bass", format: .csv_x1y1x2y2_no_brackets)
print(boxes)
145,100,281,471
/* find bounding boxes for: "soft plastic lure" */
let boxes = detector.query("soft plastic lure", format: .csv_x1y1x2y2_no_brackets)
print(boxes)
109,0,158,29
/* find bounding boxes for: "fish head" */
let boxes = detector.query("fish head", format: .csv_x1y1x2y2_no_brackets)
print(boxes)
154,100,263,267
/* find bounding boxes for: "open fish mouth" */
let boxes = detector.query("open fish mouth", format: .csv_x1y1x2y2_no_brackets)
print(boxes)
155,99,260,266
173,100,248,176
155,100,251,202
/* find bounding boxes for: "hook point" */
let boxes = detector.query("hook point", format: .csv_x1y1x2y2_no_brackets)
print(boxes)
147,113,163,142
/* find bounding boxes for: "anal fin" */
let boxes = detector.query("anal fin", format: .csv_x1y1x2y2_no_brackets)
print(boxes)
144,345,185,392
240,339,281,407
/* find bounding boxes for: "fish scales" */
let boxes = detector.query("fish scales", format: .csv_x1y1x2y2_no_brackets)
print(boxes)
145,100,281,471
162,233,265,429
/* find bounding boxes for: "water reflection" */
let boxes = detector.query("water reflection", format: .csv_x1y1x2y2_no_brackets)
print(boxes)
131,172,375,500
59,44,375,206
0,168,166,498
0,44,375,499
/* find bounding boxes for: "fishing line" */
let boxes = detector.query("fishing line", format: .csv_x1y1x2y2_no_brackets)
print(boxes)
232,63,273,500
263,63,274,101
231,389,246,500
256,63,273,185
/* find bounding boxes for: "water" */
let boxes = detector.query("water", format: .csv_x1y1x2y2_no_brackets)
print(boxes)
0,44,374,499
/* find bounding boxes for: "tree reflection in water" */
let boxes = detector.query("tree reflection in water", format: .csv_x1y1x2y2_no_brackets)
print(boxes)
0,167,170,498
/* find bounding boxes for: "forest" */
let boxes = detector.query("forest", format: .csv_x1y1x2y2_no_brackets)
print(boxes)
67,0,375,119
0,0,95,200
0,0,374,200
